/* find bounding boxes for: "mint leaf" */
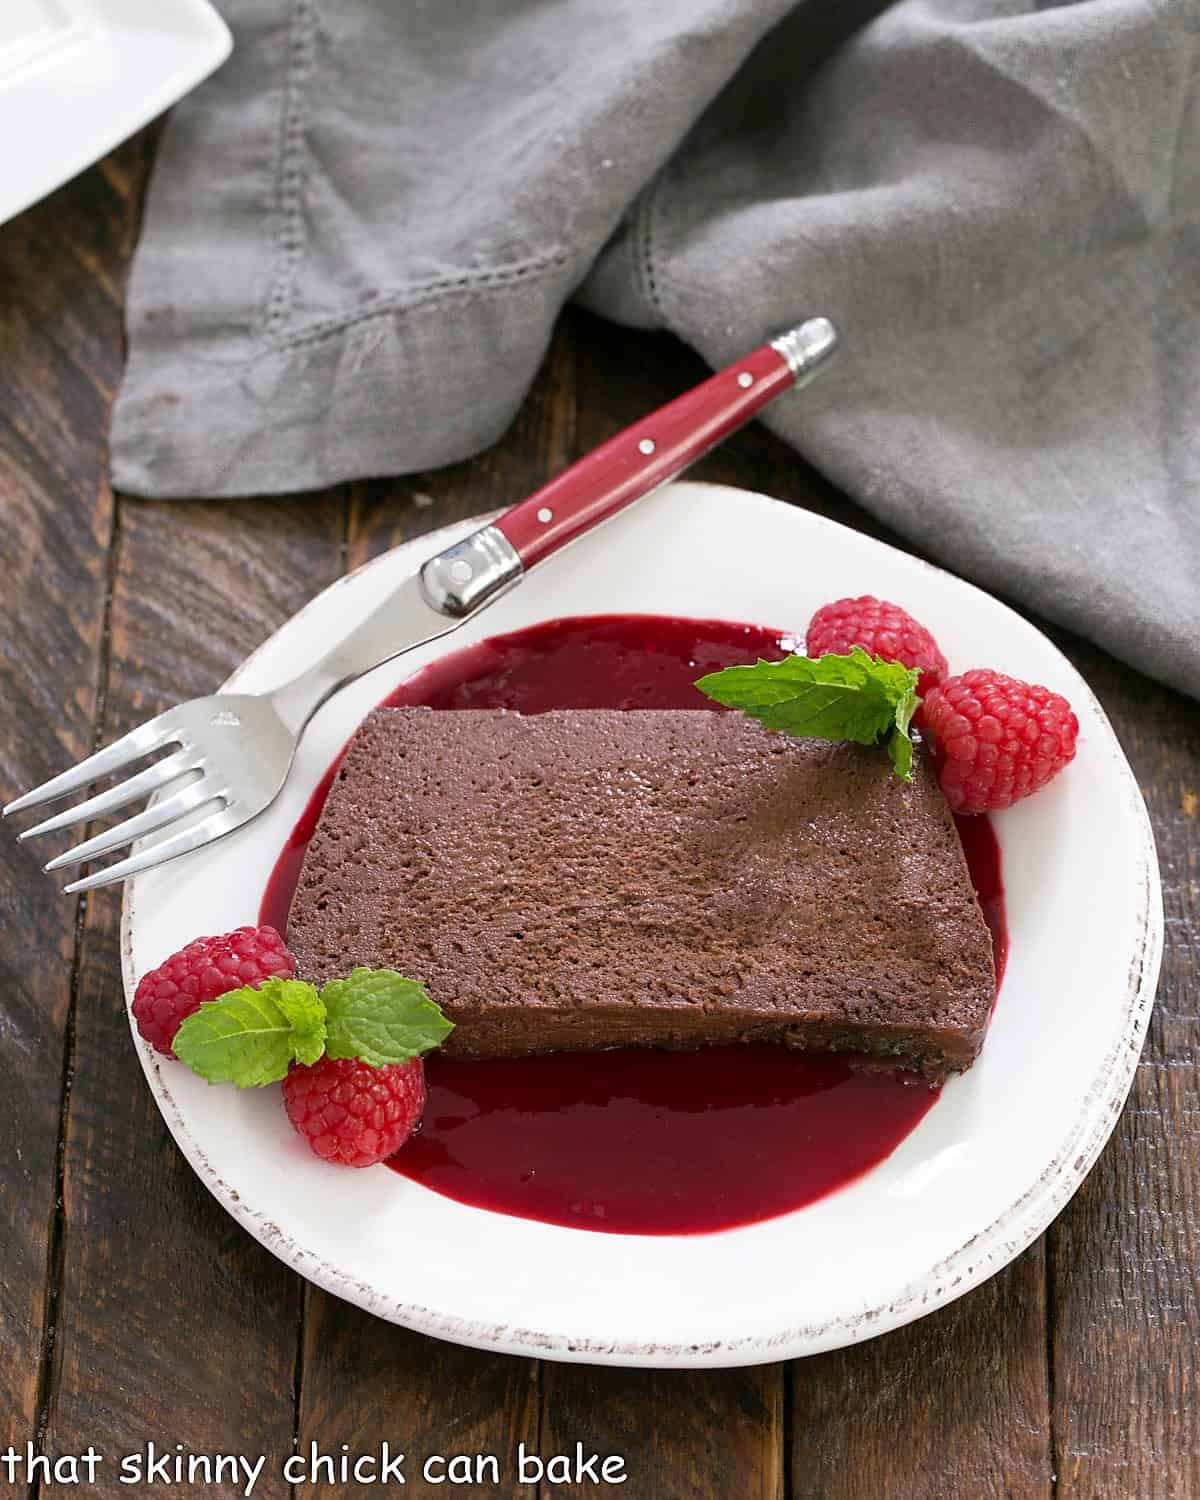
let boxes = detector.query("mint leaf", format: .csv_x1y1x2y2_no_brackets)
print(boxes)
172,977,325,1087
323,968,453,1066
271,979,327,1066
887,674,919,780
169,968,452,1087
695,648,920,781
887,723,914,780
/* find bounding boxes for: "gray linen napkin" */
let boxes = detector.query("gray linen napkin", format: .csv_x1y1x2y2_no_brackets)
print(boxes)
112,0,1200,699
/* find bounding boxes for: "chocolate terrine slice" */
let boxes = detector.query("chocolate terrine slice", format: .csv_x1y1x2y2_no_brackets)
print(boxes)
288,708,995,1078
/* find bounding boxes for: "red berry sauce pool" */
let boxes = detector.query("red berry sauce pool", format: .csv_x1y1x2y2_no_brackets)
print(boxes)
262,614,1006,1236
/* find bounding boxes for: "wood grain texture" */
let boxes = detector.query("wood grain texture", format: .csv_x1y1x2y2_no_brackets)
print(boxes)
540,1362,784,1500
40,487,344,1495
299,1305,539,1499
0,144,139,1461
790,1250,1052,1499
1046,639,1200,1500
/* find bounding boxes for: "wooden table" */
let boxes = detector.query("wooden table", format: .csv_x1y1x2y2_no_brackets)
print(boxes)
1,136,1197,1500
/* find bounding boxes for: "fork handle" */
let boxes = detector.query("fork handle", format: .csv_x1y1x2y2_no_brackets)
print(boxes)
419,318,838,617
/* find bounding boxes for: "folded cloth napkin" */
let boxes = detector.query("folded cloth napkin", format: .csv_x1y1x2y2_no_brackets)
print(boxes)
112,0,1200,699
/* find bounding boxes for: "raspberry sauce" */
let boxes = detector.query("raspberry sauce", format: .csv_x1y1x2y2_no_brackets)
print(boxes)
261,614,1005,1236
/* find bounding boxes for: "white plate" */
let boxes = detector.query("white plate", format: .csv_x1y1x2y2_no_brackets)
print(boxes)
121,482,1162,1368
0,0,230,227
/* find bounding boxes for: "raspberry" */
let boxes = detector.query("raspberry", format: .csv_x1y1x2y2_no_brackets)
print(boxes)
132,925,296,1055
282,1056,426,1168
806,595,949,700
922,668,1079,814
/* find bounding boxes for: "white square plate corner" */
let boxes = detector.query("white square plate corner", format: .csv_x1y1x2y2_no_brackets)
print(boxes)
0,0,230,227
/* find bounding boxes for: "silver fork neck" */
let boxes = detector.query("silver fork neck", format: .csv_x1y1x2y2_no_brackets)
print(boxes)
265,528,521,737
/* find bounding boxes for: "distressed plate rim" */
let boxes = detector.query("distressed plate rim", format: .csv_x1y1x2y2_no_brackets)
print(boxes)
121,483,1163,1367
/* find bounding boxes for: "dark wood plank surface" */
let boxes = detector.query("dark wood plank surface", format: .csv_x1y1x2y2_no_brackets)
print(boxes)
0,132,127,1469
1045,641,1200,1500
0,138,1196,1500
42,490,346,1493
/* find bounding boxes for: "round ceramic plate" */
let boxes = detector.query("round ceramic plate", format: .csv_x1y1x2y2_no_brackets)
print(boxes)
122,482,1162,1368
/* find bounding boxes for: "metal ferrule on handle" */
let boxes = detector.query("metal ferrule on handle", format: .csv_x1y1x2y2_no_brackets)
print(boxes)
770,317,838,384
419,524,523,617
419,316,838,619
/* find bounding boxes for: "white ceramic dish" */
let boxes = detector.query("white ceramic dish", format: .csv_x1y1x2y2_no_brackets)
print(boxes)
121,482,1162,1368
0,0,230,228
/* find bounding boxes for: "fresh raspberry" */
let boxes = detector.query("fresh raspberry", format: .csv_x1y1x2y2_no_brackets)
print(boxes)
806,595,949,700
282,1056,426,1168
132,925,295,1055
922,669,1079,814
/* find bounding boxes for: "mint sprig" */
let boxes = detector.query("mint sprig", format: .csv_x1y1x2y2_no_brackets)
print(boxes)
325,968,454,1067
171,969,452,1088
695,647,920,781
270,978,328,1066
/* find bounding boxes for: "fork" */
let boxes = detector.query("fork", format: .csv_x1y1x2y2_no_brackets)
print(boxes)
4,318,838,893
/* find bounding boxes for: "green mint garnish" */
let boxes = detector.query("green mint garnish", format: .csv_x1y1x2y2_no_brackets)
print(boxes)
270,978,328,1066
171,978,323,1087
694,647,920,781
171,969,452,1088
324,968,454,1067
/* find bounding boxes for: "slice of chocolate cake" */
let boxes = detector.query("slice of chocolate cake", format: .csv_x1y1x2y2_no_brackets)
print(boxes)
288,708,996,1078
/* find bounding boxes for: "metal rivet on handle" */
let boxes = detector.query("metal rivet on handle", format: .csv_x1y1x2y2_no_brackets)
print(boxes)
537,507,553,523
449,560,473,583
638,438,656,455
737,372,753,388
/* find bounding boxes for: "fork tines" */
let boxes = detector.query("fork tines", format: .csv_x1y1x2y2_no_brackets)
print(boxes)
3,713,227,894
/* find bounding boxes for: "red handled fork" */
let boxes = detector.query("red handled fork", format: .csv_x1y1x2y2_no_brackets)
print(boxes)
4,319,838,891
